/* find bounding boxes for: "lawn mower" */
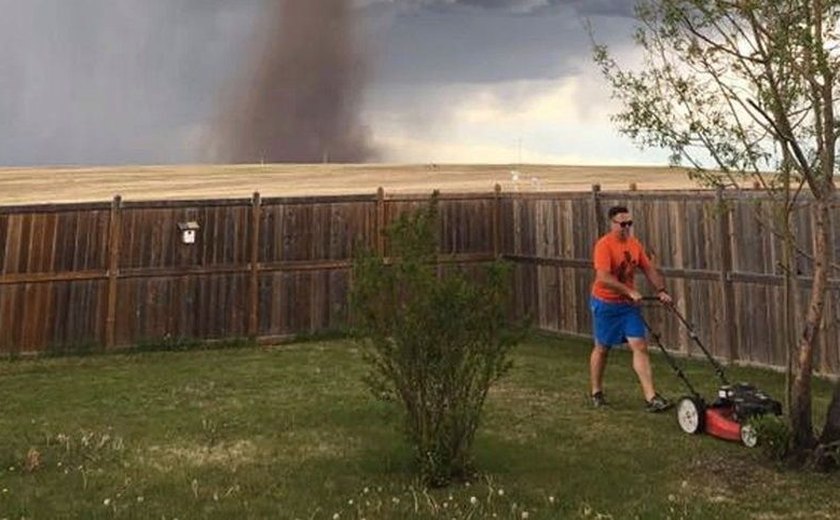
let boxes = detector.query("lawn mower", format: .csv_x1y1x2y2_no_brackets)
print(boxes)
640,298,782,447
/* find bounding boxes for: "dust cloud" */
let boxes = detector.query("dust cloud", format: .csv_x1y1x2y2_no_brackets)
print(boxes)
217,0,376,164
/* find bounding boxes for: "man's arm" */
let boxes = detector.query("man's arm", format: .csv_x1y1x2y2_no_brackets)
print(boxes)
642,264,672,303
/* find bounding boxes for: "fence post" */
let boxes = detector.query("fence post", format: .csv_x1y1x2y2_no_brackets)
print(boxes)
493,183,502,258
248,192,261,340
375,187,385,257
591,184,604,235
105,195,122,349
716,187,738,362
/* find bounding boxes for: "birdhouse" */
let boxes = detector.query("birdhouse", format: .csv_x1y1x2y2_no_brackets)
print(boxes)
177,221,200,244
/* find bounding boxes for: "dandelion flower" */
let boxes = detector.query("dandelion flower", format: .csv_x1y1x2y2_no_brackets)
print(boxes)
498,489,504,496
470,496,478,505
103,498,111,506
348,499,354,505
137,496,144,503
549,496,555,504
363,487,369,494
522,512,529,519
668,494,676,502
333,514,340,520
391,497,400,504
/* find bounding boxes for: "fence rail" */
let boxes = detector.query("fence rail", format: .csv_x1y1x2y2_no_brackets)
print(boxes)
1,185,839,374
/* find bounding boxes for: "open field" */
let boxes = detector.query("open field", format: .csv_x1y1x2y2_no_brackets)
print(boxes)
0,164,706,205
0,335,837,519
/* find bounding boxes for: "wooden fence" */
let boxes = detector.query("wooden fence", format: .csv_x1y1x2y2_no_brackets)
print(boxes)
505,187,840,375
1,186,839,374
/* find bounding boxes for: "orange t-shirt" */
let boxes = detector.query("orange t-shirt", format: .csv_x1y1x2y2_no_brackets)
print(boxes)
591,233,651,302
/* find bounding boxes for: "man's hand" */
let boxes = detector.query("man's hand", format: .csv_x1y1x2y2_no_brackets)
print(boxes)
658,290,673,304
627,289,643,302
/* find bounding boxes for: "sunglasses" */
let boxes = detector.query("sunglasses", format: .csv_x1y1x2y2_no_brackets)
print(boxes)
612,220,633,228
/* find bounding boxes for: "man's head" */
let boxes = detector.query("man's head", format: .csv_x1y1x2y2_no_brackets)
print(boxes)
607,205,633,240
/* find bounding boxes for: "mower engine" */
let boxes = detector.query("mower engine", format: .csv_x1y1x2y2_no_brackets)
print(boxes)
715,383,783,421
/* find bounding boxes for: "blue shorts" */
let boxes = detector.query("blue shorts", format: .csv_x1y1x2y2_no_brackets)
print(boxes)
590,296,646,348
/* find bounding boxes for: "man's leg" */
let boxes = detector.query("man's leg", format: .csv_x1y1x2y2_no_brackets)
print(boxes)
590,343,609,395
627,337,656,401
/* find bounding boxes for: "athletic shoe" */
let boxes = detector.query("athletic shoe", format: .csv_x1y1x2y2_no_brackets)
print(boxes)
591,391,607,408
645,393,673,413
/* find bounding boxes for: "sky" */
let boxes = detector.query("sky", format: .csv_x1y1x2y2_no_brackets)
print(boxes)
0,0,670,167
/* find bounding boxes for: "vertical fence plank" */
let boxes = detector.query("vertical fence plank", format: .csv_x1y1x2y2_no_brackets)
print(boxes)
105,195,122,349
591,184,603,235
493,183,501,258
716,188,738,362
249,192,261,340
376,187,385,257
672,198,691,354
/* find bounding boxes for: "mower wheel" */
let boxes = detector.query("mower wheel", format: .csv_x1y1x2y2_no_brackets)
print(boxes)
676,396,705,434
740,424,758,448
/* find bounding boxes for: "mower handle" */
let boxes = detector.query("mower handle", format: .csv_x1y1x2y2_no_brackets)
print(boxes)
640,296,666,302
638,311,701,398
640,296,730,387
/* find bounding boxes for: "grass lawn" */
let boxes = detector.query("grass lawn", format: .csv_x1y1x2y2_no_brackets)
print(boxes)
0,334,837,519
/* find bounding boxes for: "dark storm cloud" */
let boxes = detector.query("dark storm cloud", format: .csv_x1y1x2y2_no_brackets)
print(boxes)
385,0,634,17
0,0,264,166
361,0,636,84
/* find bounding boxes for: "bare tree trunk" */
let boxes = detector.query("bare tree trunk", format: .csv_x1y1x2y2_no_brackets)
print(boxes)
820,382,840,445
779,164,797,414
783,221,797,414
791,199,831,450
820,205,840,447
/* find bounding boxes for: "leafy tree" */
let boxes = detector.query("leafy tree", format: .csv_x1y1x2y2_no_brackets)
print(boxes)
350,194,526,486
593,0,839,464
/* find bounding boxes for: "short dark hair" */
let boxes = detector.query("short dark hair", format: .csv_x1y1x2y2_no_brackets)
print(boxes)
608,206,629,220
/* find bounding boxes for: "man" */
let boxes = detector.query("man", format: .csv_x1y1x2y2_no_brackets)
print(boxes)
589,205,673,412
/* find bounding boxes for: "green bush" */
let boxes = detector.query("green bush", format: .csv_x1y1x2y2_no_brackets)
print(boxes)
750,414,792,461
350,194,526,487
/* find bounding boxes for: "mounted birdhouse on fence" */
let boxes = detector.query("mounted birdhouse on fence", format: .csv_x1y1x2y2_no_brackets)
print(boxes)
177,221,200,244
